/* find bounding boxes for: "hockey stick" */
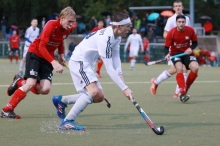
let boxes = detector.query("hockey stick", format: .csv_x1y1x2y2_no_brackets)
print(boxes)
61,60,111,108
132,98,164,135
144,53,186,66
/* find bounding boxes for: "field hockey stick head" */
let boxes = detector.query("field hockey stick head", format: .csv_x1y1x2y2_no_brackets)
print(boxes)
152,126,165,135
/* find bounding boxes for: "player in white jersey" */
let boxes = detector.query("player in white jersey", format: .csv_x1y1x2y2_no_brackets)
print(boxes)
18,19,39,76
124,28,143,70
52,12,133,131
150,0,190,98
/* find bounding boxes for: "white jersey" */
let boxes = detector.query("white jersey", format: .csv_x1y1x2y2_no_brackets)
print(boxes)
71,26,121,66
71,26,128,91
124,33,143,50
25,26,40,47
164,13,190,32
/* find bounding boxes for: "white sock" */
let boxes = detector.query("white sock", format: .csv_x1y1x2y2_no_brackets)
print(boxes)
61,93,82,104
154,70,171,85
175,73,188,94
130,59,136,67
65,92,93,121
19,61,25,72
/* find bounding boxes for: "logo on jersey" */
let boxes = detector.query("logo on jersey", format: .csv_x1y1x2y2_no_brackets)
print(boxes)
63,35,66,38
185,36,189,40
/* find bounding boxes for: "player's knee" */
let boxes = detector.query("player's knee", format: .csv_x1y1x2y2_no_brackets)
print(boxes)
26,82,37,90
93,95,104,103
168,67,176,75
40,87,50,94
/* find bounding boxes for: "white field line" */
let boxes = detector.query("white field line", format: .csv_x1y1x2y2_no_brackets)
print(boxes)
0,80,219,87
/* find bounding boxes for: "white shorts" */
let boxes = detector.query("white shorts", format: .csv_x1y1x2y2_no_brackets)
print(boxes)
168,60,173,66
23,45,29,58
68,60,102,93
129,48,139,57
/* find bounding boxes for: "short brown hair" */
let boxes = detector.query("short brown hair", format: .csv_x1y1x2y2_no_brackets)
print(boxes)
59,6,76,18
111,12,129,23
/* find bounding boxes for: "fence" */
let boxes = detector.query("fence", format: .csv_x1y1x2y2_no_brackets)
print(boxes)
0,35,219,66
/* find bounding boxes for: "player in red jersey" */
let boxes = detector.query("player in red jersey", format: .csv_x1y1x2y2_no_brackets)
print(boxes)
164,15,198,103
1,6,77,119
91,20,105,78
142,36,150,62
8,29,20,63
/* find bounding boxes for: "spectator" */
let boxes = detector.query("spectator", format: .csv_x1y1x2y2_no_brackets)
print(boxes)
147,26,156,43
209,51,217,67
41,17,46,32
66,38,77,60
105,15,111,27
140,17,146,37
134,15,141,30
90,16,97,31
203,20,213,35
1,16,7,39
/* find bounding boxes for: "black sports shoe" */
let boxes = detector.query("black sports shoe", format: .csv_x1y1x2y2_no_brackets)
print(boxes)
7,74,22,96
179,94,190,103
1,110,21,119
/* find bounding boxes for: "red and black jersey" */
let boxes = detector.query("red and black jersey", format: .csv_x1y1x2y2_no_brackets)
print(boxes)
28,19,75,63
165,26,197,55
9,35,20,49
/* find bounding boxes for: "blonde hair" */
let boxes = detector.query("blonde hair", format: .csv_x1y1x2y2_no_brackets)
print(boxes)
59,6,76,18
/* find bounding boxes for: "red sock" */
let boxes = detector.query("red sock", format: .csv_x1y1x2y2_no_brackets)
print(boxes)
176,73,186,94
96,61,103,74
3,89,26,111
186,71,198,90
9,55,13,62
15,54,19,62
17,78,26,87
144,56,150,62
30,84,39,95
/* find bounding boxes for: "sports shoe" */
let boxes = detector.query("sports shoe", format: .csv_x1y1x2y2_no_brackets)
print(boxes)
1,110,21,119
150,78,158,95
173,93,180,98
52,95,67,119
58,119,85,131
179,94,190,103
7,74,22,96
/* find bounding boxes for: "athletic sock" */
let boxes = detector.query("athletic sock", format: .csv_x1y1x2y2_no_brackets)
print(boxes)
3,88,26,111
64,92,93,121
176,73,186,94
19,61,25,72
155,70,171,85
17,78,26,87
15,54,19,62
186,71,198,91
61,93,82,104
30,84,39,95
9,55,13,62
130,59,136,68
175,73,188,94
96,61,103,73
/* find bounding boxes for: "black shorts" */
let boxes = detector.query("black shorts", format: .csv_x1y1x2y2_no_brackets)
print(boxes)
143,50,149,55
171,53,198,70
10,48,19,55
24,52,53,82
